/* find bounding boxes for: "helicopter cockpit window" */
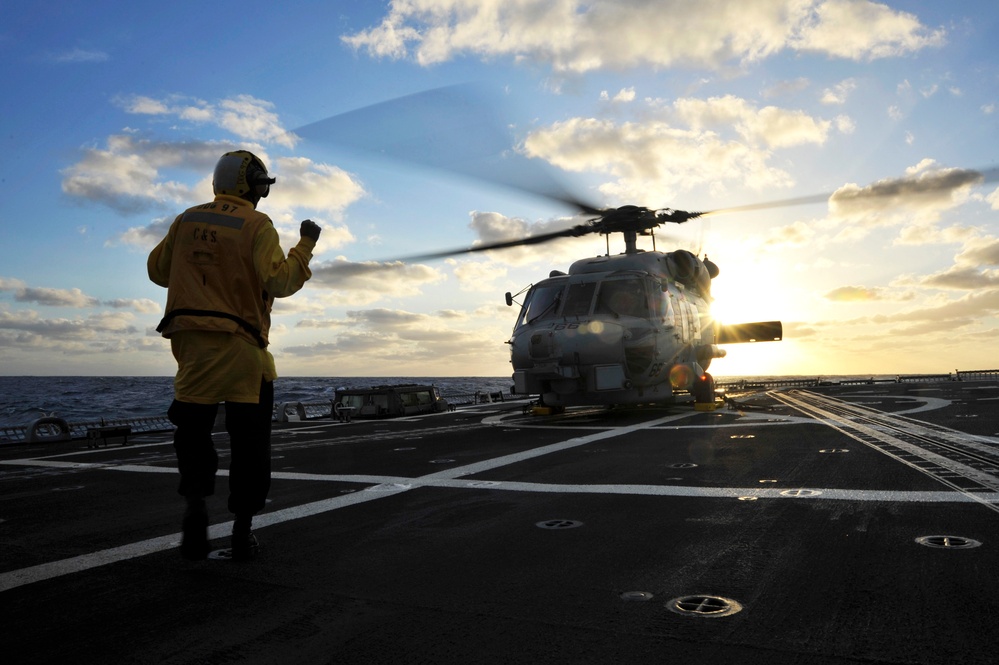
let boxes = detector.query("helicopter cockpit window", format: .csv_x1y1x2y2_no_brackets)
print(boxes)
517,282,564,328
562,282,597,318
595,278,649,318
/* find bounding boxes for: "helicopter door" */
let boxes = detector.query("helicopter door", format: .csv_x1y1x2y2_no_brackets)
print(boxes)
666,284,699,344
657,283,676,327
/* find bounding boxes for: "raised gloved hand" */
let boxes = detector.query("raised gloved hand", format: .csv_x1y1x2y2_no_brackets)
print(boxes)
300,219,321,242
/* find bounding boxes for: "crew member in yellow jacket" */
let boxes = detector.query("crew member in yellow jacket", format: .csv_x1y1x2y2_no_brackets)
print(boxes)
148,150,321,561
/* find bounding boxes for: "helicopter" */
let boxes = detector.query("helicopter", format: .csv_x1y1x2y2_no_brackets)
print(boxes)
294,85,996,410
502,207,780,409
382,201,781,409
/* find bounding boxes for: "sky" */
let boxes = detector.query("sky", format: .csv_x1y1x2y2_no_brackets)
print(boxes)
1,0,998,379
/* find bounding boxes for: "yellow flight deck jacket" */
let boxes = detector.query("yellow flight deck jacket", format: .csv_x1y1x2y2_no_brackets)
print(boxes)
148,194,316,403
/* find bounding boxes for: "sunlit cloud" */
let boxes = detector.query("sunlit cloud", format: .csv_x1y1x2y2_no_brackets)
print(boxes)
306,257,447,306
283,306,511,375
820,78,857,105
265,157,367,221
344,0,944,72
1,280,99,308
0,309,139,341
828,160,984,224
450,259,509,292
600,87,636,103
791,0,945,59
921,267,999,290
522,115,795,203
80,146,366,252
117,93,298,148
671,95,831,148
825,285,885,301
62,135,225,214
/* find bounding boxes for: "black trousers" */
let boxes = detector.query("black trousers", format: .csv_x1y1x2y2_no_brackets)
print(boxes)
168,380,274,518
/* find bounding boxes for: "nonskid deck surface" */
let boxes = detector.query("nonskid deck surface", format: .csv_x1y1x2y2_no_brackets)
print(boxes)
2,380,998,664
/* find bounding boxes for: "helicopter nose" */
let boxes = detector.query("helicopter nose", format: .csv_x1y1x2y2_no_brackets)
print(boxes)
515,322,627,371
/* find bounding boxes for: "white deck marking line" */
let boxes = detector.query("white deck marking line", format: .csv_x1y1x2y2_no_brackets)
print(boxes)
0,411,685,591
0,416,676,593
0,403,991,592
8,459,984,504
775,391,999,516
10,456,983,505
0,488,409,593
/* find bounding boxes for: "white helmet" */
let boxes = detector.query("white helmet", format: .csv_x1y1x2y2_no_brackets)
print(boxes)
212,150,276,199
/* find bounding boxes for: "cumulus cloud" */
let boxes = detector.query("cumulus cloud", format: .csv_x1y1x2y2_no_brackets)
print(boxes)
600,88,636,103
265,157,367,220
834,115,856,134
0,278,163,314
762,220,817,248
116,216,175,250
17,287,100,308
62,135,225,213
913,233,999,290
671,95,831,148
957,237,999,267
307,257,447,305
85,148,366,252
762,77,811,99
0,308,139,341
820,78,857,105
343,0,944,72
791,0,944,59
104,298,162,314
118,93,297,148
921,267,999,290
1,280,99,308
522,113,794,203
71,94,365,225
883,288,999,326
285,306,510,374
828,160,985,224
464,211,599,265
825,285,885,301
451,259,509,292
987,187,999,210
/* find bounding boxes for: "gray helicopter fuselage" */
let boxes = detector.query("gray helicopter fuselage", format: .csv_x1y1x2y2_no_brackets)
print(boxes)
509,250,726,407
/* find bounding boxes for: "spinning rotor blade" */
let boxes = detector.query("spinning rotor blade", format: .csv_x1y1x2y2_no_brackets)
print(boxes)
293,84,603,216
392,205,701,262
700,166,999,217
292,84,998,265
391,223,598,262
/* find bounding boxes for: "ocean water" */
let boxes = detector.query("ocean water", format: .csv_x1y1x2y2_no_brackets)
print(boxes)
0,373,926,427
0,376,518,427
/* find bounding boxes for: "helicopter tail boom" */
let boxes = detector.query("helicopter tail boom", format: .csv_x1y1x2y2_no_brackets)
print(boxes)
714,321,783,344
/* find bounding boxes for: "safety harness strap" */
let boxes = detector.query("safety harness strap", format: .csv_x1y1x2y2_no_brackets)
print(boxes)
156,309,267,348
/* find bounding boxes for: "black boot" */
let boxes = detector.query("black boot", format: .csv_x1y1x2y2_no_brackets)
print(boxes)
180,497,210,561
230,515,259,561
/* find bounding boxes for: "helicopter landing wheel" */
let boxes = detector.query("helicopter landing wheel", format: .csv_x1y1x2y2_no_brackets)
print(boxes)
692,372,716,408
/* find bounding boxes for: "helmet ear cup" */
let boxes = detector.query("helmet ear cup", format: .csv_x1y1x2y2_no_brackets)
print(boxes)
247,163,276,198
